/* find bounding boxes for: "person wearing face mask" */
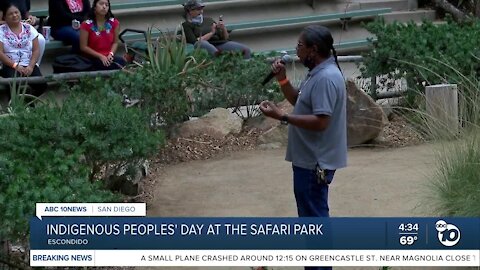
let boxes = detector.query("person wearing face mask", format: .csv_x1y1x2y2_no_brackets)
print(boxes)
258,25,347,270
181,0,251,59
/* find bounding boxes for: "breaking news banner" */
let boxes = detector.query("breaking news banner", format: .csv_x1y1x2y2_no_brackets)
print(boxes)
30,203,480,267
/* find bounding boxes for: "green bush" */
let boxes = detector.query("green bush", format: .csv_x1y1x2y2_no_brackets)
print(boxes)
73,30,208,127
361,19,480,104
189,53,283,118
74,68,193,127
55,89,165,178
0,90,164,243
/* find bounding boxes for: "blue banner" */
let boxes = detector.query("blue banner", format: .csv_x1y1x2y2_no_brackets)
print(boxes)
30,217,480,250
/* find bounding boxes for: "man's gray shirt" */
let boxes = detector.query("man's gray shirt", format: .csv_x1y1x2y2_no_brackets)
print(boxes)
285,57,347,170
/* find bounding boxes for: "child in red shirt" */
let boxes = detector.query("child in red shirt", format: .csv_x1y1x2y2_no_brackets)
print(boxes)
79,0,125,70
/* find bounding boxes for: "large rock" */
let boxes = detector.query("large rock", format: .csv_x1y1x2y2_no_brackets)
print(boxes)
246,100,293,146
246,100,293,132
252,80,386,147
258,124,289,146
177,108,243,139
347,78,387,146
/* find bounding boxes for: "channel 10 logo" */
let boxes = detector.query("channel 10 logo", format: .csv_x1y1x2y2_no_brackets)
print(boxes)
435,220,461,247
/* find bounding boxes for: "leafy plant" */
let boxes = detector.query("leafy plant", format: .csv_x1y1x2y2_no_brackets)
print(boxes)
361,18,480,106
190,53,283,119
0,89,164,246
56,89,165,180
75,28,211,127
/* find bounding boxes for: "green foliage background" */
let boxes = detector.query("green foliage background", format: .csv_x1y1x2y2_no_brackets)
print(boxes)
362,18,480,104
0,90,164,243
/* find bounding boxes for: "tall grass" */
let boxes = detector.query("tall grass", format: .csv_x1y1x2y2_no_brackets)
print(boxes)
401,58,480,216
429,135,480,216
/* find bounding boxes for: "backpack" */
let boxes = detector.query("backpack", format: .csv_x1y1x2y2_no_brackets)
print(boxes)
52,54,93,73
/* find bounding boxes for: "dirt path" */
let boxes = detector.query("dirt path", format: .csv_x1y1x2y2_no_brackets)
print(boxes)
142,143,470,270
148,143,437,218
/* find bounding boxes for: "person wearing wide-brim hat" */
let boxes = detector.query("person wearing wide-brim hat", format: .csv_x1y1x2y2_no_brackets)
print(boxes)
181,0,251,59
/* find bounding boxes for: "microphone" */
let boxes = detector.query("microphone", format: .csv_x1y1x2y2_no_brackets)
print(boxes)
261,54,292,86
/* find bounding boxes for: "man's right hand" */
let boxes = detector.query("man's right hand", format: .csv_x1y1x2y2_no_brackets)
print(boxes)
272,58,287,80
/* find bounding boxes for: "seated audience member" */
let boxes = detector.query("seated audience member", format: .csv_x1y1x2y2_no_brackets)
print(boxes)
0,3,47,100
48,0,90,52
181,0,251,59
0,0,45,64
79,0,125,70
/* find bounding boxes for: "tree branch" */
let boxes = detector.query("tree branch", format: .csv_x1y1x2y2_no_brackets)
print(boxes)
434,0,470,22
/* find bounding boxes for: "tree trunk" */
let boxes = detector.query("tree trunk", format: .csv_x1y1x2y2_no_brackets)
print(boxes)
476,0,480,17
434,0,470,22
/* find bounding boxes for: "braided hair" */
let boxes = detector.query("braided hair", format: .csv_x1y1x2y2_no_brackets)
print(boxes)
301,25,342,72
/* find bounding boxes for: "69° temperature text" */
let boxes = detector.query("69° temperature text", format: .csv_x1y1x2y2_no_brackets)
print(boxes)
400,235,418,245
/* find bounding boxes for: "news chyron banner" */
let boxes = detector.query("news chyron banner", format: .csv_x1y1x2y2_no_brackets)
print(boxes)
30,203,480,267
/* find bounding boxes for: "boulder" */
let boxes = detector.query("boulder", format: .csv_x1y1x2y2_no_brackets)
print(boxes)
246,100,293,146
104,160,149,196
346,79,387,146
250,80,387,147
258,125,289,146
245,100,293,132
177,108,243,139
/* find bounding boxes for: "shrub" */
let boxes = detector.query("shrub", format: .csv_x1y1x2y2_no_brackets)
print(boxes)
74,29,209,127
0,89,164,243
189,53,283,119
361,18,480,105
55,89,165,179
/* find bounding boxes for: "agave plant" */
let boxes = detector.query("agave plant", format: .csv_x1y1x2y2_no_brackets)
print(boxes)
142,25,209,75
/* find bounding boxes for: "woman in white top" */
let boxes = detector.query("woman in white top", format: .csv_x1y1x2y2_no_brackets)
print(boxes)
0,0,46,65
0,3,47,99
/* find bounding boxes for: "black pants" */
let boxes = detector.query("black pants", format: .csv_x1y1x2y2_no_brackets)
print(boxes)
1,65,47,100
90,56,126,71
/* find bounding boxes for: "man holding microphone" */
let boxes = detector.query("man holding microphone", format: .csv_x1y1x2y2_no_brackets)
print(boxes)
259,25,347,270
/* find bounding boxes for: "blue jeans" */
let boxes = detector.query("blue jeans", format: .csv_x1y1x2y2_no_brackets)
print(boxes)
293,165,335,270
195,40,252,59
51,26,80,53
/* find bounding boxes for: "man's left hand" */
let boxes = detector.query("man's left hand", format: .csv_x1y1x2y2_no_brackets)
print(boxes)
259,100,283,120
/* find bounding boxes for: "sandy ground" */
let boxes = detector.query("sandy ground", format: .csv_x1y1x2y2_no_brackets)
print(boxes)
140,143,476,270
148,144,437,218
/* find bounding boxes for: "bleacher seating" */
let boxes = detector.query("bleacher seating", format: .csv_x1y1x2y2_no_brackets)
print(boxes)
264,38,378,56
227,8,391,31
22,0,393,80
31,0,229,17
43,7,389,53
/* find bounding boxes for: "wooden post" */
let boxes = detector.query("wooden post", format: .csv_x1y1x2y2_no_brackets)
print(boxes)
408,0,418,10
425,84,459,136
370,76,377,100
